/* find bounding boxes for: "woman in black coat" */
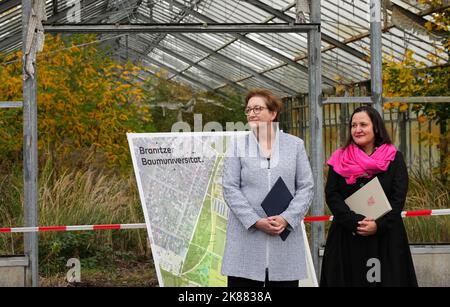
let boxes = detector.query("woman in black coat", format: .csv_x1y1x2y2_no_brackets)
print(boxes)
320,106,417,287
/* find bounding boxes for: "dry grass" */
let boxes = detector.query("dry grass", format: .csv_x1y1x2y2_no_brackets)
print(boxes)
0,162,149,275
403,170,450,243
39,167,141,230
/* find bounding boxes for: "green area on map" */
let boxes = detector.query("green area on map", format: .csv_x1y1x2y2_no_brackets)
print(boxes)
161,154,227,287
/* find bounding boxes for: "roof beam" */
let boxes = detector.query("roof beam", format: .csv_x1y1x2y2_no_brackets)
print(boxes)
140,0,205,56
43,23,320,92
294,1,450,62
170,33,298,96
134,37,246,92
43,23,318,33
85,0,143,24
116,12,298,95
52,0,58,15
1,0,119,55
388,1,448,37
243,0,369,62
124,11,247,92
0,32,21,51
118,45,229,97
143,58,218,93
85,1,114,24
163,0,335,86
214,61,311,93
132,12,308,89
117,53,207,92
45,0,143,24
46,0,99,23
42,1,334,88
0,0,21,14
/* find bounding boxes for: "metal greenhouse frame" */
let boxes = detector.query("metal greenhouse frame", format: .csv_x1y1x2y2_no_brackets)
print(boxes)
0,0,448,287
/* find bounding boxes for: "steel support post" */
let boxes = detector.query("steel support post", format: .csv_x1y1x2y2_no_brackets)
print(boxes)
22,0,39,287
370,0,383,115
308,0,325,279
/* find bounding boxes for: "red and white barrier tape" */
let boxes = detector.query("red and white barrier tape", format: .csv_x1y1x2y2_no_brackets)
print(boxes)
302,208,450,222
0,223,147,233
0,209,449,233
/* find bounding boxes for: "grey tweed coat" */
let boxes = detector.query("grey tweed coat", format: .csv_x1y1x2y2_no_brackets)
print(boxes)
221,130,314,281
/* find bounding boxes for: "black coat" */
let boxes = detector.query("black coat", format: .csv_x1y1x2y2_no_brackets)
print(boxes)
320,151,418,287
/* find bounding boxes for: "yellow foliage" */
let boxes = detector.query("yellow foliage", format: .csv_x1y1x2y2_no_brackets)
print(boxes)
418,115,427,124
399,103,409,112
335,84,345,96
0,34,153,169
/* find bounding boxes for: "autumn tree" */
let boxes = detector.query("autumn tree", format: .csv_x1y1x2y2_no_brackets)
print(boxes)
383,50,449,177
0,34,153,172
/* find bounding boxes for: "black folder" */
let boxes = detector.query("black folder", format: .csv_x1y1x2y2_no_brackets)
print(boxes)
260,177,293,241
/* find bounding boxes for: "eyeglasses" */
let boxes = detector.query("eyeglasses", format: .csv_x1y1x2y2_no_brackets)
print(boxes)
244,105,268,115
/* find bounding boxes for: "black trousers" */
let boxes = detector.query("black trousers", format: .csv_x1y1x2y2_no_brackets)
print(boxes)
227,270,298,287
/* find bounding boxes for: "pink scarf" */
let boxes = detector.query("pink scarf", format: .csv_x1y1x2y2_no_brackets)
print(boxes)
327,143,397,184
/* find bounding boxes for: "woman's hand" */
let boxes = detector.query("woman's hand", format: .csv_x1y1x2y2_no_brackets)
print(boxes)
254,218,277,235
268,216,288,235
356,218,377,236
254,216,287,236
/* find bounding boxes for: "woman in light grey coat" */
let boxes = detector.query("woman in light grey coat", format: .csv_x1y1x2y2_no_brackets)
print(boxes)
221,89,314,287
